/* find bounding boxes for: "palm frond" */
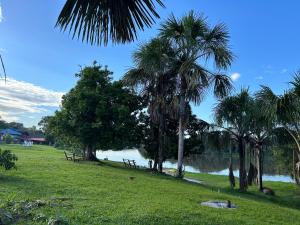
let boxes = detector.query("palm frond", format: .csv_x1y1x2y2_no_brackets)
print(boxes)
212,74,233,98
290,70,300,97
56,0,164,45
202,23,234,69
255,85,278,120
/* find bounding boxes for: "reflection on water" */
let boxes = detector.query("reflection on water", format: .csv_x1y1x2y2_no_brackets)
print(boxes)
96,149,294,183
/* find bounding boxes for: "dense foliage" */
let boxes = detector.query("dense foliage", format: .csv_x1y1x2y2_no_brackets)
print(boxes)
42,62,143,160
0,148,17,170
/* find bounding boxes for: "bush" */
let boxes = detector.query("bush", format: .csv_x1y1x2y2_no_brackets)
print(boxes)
0,149,17,170
3,134,13,144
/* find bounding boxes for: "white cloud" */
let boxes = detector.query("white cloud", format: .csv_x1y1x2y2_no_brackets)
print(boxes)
0,5,3,23
0,77,64,122
255,76,263,80
230,72,241,81
281,68,288,74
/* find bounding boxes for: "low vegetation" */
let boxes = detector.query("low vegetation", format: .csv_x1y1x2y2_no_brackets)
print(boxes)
0,144,299,225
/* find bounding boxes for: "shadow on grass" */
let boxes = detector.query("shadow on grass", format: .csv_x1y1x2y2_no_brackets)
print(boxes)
99,160,179,181
100,161,300,210
184,176,300,211
0,174,41,196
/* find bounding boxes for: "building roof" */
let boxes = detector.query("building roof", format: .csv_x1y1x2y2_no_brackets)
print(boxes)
28,137,46,142
0,128,22,136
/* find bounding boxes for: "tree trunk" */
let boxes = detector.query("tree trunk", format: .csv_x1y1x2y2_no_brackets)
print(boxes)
152,156,158,171
293,152,300,185
158,113,165,173
176,93,186,178
238,139,247,191
247,163,255,186
256,145,263,191
85,145,98,161
229,147,235,188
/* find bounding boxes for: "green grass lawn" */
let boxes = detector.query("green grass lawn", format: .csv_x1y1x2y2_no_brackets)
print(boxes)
0,144,300,225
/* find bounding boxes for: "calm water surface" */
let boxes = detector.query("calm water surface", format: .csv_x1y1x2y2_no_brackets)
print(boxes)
96,149,294,183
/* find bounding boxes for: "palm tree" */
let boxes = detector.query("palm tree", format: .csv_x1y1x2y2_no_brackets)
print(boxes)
214,89,254,191
56,0,164,45
256,72,300,185
248,98,274,191
159,11,233,177
123,38,176,172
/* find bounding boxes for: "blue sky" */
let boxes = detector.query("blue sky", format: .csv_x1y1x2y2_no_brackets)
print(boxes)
0,0,300,127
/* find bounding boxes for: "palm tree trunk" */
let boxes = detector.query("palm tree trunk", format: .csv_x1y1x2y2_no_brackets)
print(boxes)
229,147,235,188
256,145,263,191
158,113,165,173
294,150,300,185
293,150,296,182
176,93,186,178
238,139,247,191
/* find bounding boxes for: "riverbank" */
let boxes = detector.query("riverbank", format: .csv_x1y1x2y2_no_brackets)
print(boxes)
97,149,294,182
1,144,300,224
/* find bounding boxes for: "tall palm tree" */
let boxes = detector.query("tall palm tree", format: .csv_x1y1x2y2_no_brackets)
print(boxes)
256,72,300,185
159,11,234,177
122,38,176,172
56,0,164,45
248,98,274,191
214,89,254,191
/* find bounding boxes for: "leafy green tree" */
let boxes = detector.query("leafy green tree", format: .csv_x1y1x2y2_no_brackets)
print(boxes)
3,134,13,144
38,116,56,145
50,62,143,161
56,0,164,45
0,149,17,170
159,11,233,177
139,107,209,169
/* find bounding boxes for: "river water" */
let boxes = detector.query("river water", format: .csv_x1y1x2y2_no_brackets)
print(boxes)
96,149,294,183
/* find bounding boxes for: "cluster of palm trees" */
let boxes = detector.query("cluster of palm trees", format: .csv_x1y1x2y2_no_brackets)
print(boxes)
123,11,234,177
213,72,300,191
213,89,273,191
257,73,300,185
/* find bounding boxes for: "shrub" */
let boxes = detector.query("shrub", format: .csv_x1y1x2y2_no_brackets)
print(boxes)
0,149,17,170
3,134,13,144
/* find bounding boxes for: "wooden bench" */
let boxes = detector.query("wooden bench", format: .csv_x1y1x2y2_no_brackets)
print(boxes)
64,151,73,161
123,159,138,168
72,153,84,162
64,151,84,162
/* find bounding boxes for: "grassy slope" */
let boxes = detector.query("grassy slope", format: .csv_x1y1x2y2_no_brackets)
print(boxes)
0,144,300,225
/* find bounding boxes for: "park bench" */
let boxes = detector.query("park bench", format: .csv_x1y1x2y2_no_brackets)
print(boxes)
123,158,138,168
64,151,73,161
73,153,84,162
64,151,84,162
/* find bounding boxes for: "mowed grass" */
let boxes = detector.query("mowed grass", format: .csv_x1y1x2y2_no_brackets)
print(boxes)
0,144,300,225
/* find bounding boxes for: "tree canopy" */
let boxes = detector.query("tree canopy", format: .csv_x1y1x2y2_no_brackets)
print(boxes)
46,62,143,160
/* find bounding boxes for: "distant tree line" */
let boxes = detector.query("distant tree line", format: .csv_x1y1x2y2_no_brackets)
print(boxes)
0,119,44,143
